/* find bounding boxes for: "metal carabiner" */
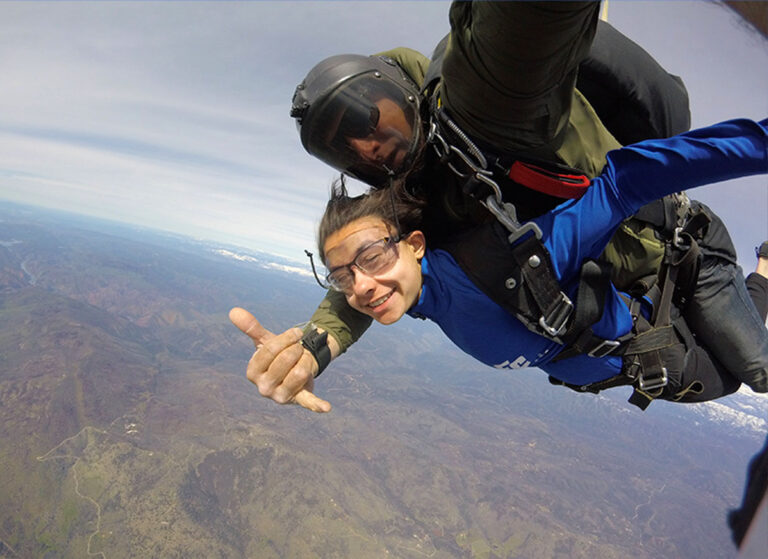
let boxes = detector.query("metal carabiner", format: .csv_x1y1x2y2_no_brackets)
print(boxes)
428,114,542,244
483,196,543,243
428,120,451,161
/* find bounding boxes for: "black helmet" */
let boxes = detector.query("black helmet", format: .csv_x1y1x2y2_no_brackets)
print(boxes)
291,54,422,186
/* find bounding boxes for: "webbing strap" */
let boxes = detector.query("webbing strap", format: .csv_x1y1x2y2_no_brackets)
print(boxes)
563,260,611,346
549,370,635,394
624,324,677,354
507,161,591,200
552,298,678,409
628,389,656,410
670,211,710,308
625,311,672,406
552,259,628,361
652,230,701,327
510,235,573,337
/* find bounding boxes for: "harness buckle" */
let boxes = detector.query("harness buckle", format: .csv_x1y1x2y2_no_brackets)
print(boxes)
672,226,685,248
483,196,543,243
538,293,573,337
587,339,621,358
638,367,668,391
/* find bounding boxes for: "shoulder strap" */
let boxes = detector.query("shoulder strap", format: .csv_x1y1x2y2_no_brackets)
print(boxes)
437,221,621,351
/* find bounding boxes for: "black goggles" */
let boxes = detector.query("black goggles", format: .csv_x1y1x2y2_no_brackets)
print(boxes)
336,99,380,140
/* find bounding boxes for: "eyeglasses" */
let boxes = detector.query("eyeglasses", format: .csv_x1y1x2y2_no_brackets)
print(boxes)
307,236,400,294
327,236,401,293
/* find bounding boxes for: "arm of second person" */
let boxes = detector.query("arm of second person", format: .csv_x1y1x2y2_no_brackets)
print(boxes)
229,307,343,413
309,289,373,355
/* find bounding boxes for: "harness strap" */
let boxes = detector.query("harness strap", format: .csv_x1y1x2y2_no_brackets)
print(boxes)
553,259,632,360
669,210,710,308
507,160,591,200
429,103,595,208
550,296,643,392
628,325,673,406
625,323,677,353
628,389,657,410
548,372,635,394
665,315,705,402
427,102,706,410
551,304,677,410
510,235,573,337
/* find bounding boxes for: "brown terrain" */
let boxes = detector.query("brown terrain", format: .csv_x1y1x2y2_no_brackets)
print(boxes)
0,203,763,558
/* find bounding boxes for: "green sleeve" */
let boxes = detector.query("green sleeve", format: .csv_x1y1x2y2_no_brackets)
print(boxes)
374,47,431,88
308,290,373,354
556,89,621,178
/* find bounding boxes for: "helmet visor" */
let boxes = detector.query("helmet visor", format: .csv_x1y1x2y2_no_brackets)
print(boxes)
304,73,420,186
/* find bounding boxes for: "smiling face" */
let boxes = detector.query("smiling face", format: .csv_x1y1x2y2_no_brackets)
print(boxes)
323,216,425,325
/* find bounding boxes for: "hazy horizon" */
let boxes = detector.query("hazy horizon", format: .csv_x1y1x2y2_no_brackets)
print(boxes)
1,1,766,265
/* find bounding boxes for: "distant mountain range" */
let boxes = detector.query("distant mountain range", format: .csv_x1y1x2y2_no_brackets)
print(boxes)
0,201,764,558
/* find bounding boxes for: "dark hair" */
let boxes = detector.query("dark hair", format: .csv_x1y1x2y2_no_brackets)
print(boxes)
317,175,425,264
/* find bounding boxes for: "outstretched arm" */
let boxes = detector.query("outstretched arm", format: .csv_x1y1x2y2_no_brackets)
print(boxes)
229,307,340,413
308,289,373,354
537,118,768,282
230,289,371,412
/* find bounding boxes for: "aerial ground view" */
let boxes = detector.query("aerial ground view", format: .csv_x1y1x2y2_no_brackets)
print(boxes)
0,1,766,558
0,204,765,557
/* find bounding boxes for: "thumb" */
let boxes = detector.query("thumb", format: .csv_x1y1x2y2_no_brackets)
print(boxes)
294,389,332,413
229,307,274,346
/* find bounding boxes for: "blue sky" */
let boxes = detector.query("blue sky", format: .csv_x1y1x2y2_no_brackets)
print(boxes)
0,1,766,266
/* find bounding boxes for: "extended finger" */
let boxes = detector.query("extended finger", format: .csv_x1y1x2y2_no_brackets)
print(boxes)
229,307,274,347
247,336,307,398
294,389,332,413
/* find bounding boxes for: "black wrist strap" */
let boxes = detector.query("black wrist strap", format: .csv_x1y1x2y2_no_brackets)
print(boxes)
300,328,331,377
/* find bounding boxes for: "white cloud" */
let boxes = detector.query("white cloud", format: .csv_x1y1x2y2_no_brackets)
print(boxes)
0,1,765,261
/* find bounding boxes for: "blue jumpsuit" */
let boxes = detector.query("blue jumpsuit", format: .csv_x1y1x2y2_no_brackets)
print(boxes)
407,119,768,396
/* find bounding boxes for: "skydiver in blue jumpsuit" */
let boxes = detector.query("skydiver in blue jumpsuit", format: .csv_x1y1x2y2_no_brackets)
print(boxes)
316,118,768,405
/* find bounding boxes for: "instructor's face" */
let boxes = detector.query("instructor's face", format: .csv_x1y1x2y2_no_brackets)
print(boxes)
346,98,414,173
